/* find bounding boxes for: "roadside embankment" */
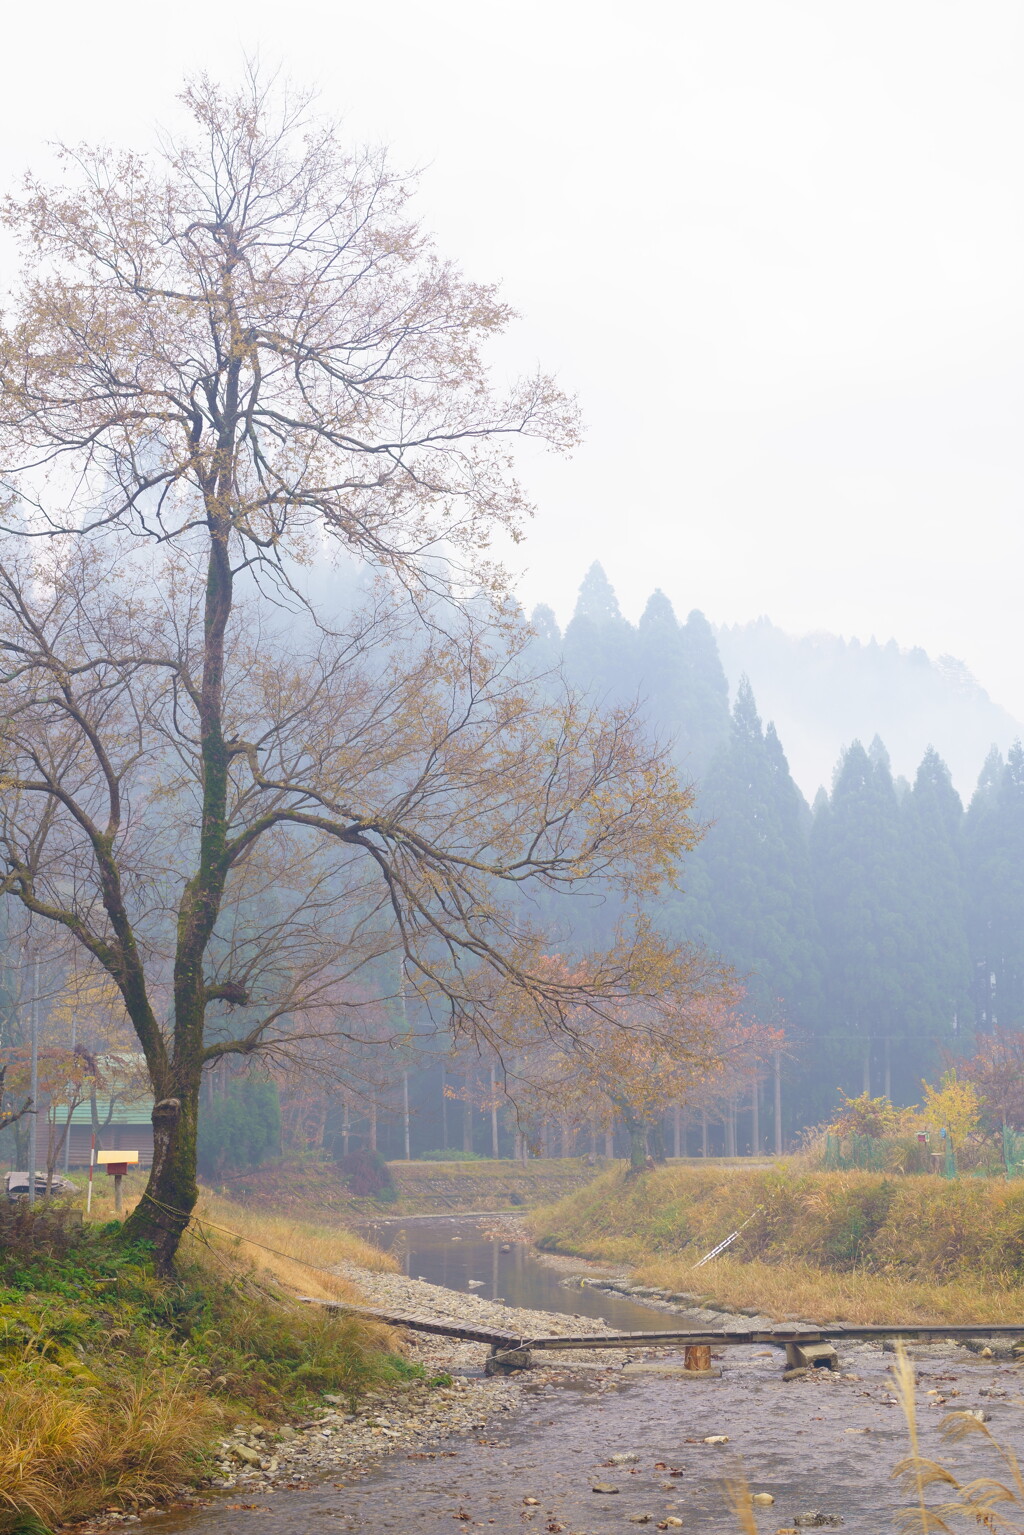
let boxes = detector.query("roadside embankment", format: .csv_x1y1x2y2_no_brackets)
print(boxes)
221,1155,604,1217
532,1164,1024,1325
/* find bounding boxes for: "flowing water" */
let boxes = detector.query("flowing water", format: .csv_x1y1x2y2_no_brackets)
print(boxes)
156,1215,1021,1534
358,1213,664,1332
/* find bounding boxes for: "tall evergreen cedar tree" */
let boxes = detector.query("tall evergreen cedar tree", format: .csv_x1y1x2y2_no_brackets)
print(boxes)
541,569,1023,1135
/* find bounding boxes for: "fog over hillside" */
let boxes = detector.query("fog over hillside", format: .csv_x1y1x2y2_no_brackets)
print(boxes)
540,564,1020,804
715,619,1022,801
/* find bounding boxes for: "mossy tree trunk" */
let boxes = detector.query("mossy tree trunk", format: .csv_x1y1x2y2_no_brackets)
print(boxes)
123,496,235,1270
614,1099,652,1175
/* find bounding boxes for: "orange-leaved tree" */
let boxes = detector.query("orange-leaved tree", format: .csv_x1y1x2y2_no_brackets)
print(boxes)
492,949,738,1171
0,74,702,1267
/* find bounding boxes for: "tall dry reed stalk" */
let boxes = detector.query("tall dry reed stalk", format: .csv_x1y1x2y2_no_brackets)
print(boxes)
891,1341,1024,1531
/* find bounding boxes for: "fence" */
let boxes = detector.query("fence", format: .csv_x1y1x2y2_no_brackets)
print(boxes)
1003,1127,1024,1178
823,1132,956,1177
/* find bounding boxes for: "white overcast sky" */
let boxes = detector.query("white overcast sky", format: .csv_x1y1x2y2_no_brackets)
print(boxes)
2,2,1022,712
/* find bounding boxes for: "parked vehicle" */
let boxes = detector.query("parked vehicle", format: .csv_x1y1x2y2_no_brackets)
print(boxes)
4,1171,77,1202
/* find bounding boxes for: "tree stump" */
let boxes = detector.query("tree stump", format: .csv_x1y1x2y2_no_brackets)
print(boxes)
684,1344,712,1372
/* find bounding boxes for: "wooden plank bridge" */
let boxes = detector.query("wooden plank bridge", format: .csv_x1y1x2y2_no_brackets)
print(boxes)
302,1299,1024,1372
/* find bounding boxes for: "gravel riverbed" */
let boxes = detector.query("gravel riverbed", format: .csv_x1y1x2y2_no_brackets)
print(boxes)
94,1225,1024,1534
202,1255,632,1499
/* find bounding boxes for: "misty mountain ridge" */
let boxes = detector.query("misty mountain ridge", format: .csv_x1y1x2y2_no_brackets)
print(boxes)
715,618,1020,800
535,564,1020,803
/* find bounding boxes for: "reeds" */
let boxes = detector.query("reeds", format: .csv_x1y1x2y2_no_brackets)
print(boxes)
890,1342,1024,1530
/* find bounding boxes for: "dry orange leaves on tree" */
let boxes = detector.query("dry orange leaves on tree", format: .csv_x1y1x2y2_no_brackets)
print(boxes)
0,72,705,1265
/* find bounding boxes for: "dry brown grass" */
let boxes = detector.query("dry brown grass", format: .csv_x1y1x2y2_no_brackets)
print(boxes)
82,1177,397,1299
0,1363,214,1535
185,1190,398,1301
534,1165,1024,1324
638,1252,1024,1325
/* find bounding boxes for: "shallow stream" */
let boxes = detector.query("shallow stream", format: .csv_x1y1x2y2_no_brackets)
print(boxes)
358,1213,661,1332
157,1215,1022,1535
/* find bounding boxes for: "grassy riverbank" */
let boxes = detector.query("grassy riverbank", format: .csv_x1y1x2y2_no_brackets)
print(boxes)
533,1164,1024,1324
0,1189,404,1534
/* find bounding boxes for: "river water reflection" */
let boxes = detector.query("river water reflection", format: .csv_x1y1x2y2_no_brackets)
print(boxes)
358,1213,665,1332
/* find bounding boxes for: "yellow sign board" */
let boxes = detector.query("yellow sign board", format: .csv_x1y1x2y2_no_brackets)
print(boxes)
96,1149,140,1165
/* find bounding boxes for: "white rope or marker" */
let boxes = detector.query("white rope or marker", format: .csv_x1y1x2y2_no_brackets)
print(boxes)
689,1210,759,1269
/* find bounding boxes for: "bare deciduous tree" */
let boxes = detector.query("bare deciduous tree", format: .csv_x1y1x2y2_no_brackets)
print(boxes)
0,74,701,1268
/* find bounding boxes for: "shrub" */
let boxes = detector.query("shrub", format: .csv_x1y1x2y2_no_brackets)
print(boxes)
335,1148,396,1198
418,1148,486,1162
197,1077,281,1179
831,1091,899,1139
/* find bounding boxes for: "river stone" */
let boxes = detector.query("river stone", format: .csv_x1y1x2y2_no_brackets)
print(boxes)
622,1362,722,1379
592,1483,620,1493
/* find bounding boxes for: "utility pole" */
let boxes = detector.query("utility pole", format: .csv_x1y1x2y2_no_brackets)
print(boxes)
489,1064,499,1157
399,970,411,1159
63,1011,77,1174
28,953,39,1204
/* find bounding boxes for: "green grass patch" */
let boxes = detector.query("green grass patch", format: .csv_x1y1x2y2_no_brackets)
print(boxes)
0,1199,412,1533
